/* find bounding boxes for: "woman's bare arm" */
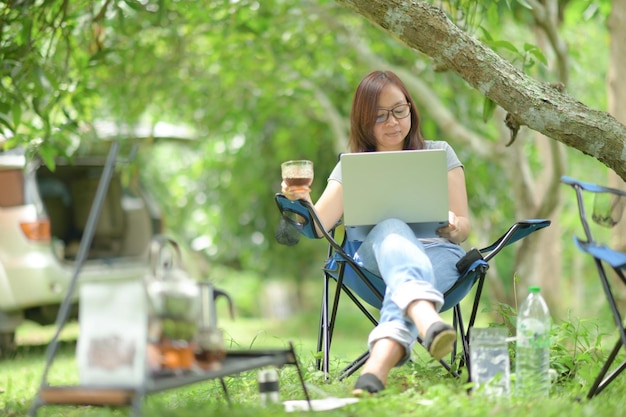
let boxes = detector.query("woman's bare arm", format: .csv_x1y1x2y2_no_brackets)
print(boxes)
437,166,470,244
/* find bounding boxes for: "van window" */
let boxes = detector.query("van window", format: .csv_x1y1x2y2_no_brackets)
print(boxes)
0,169,24,207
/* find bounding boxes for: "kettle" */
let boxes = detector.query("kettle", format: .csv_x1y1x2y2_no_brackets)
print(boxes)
145,235,200,327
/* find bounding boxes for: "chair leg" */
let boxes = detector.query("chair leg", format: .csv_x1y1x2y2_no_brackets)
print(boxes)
328,266,347,350
334,282,379,381
339,351,370,381
316,264,348,379
460,272,487,380
453,305,466,373
456,303,472,375
435,357,459,377
587,334,626,399
586,260,626,398
341,286,378,326
597,261,626,351
315,272,331,378
466,271,487,331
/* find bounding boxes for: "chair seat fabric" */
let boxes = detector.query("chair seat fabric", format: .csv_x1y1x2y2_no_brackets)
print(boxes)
574,237,626,269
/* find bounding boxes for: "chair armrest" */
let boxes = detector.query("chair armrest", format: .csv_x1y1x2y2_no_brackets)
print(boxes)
275,193,320,239
455,248,484,274
274,193,353,261
561,176,626,196
479,219,551,262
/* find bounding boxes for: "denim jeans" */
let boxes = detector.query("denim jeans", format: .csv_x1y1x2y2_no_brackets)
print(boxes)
354,218,466,365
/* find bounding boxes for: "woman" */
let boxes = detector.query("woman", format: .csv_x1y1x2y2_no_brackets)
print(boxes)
281,70,470,394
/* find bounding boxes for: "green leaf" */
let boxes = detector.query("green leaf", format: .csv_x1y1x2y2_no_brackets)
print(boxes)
38,144,57,170
516,0,533,9
34,66,52,91
19,15,33,46
12,103,21,129
524,43,548,65
489,40,519,54
482,97,497,123
479,26,494,42
0,113,14,133
123,0,145,12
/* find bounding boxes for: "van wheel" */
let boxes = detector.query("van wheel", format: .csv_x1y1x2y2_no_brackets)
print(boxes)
0,331,16,358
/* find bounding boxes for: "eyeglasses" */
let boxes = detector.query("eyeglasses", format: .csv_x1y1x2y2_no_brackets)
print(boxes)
375,103,411,124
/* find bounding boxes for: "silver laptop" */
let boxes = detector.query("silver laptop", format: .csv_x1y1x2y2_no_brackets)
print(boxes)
340,149,449,241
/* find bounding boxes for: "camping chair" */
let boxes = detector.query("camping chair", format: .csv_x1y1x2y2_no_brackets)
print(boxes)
561,176,626,399
274,193,550,381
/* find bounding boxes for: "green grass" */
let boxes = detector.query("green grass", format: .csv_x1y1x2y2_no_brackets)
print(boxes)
2,305,626,417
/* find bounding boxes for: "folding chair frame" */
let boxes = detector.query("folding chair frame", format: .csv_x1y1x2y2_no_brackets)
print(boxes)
562,176,626,399
275,193,550,382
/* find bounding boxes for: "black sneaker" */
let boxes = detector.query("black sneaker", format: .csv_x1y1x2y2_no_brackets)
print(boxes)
352,373,385,396
424,322,456,360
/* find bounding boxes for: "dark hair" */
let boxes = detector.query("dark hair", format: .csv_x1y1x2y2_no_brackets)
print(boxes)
348,70,424,152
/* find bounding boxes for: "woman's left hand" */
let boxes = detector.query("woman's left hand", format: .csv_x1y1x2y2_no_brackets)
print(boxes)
437,211,462,243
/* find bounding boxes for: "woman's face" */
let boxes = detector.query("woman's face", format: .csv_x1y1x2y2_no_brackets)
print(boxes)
372,84,411,152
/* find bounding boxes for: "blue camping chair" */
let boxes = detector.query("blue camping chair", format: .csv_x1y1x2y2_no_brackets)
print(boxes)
275,193,551,381
561,176,626,398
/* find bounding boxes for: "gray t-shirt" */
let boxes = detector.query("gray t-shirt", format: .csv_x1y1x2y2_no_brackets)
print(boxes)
328,140,463,183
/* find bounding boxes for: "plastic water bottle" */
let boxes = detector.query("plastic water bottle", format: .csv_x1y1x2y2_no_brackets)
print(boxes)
515,286,551,397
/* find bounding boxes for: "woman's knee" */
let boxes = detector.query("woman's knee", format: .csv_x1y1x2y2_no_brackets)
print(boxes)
376,218,411,232
371,218,417,243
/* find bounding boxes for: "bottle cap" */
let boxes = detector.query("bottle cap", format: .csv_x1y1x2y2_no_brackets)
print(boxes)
528,286,541,293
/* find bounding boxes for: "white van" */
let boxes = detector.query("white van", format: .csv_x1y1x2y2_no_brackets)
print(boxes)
0,142,163,356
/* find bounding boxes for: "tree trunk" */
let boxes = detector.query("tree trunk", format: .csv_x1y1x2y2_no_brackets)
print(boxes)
608,0,626,251
606,0,626,310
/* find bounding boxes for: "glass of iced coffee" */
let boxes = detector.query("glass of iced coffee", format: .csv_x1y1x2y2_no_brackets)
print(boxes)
281,160,314,192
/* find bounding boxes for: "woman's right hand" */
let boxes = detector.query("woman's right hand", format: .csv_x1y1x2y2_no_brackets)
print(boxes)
281,180,311,201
